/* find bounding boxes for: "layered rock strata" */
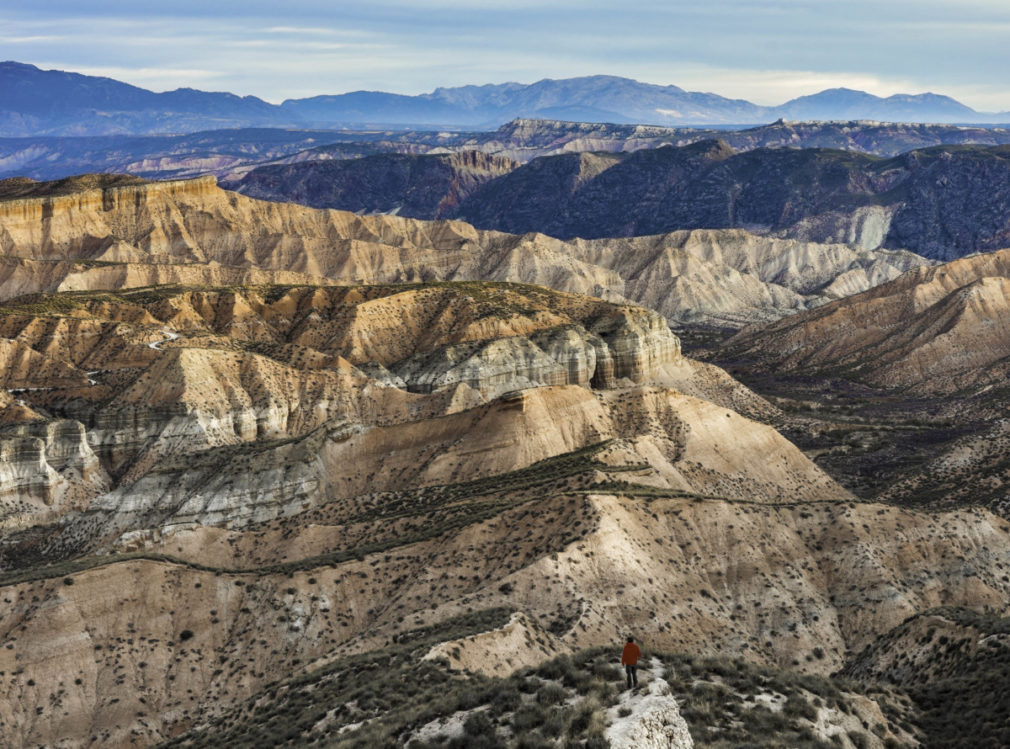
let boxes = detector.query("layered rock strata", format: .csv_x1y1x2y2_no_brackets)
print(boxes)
0,175,929,328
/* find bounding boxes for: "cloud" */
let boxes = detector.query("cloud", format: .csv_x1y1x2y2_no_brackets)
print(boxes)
40,64,222,89
661,66,926,106
0,35,65,43
265,26,333,34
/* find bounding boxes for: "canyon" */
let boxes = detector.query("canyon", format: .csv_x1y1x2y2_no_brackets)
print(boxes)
1,174,1008,748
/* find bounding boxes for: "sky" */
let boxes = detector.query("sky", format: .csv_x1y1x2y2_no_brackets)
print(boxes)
3,1,1010,110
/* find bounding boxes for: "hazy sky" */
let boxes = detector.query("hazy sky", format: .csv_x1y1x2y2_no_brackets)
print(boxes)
4,1,1010,110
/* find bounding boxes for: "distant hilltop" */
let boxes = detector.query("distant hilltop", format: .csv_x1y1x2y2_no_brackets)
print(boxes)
2,61,1008,136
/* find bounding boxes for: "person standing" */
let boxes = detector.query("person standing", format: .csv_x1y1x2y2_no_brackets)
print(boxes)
621,636,641,689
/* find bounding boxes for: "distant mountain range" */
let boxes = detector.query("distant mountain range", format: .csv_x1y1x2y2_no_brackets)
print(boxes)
2,61,1008,136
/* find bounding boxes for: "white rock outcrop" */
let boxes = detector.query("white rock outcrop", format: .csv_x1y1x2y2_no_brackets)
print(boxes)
606,658,694,749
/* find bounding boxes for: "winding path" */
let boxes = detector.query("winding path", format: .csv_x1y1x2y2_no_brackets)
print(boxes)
148,328,180,350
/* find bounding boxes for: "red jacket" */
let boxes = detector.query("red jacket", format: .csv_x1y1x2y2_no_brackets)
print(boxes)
621,642,641,666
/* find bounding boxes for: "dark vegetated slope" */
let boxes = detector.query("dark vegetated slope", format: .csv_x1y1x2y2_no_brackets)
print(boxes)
233,138,1010,259
453,142,885,238
231,151,516,217
458,142,1010,259
459,140,730,237
885,145,1010,258
450,149,625,235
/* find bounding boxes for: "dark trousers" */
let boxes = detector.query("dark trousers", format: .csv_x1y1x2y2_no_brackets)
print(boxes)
625,664,638,688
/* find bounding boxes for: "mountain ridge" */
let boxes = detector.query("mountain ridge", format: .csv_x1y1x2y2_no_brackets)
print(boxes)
3,61,1008,136
10,117,1010,184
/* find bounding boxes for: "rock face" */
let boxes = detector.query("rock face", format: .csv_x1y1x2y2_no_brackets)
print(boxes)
565,229,929,326
6,281,826,549
722,248,1010,396
0,435,63,511
0,419,108,520
0,174,929,328
394,311,681,397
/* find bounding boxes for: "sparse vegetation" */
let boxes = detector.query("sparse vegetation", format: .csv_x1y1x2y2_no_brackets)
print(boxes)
155,641,916,749
843,607,1010,749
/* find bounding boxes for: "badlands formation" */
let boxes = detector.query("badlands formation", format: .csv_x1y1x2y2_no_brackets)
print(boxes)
720,247,1010,519
0,174,927,328
724,248,1010,396
0,175,1008,748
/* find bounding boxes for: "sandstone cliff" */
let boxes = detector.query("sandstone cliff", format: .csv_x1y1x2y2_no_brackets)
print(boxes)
0,281,817,548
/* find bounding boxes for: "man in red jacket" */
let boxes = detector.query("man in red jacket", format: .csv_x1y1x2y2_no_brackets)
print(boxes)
621,636,641,689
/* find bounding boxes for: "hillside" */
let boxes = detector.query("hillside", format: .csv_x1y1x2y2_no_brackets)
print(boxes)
232,140,1010,260
721,249,1010,397
2,173,1009,748
0,174,927,329
450,142,1010,260
843,608,1010,748
703,248,1010,513
231,151,517,218
162,641,916,748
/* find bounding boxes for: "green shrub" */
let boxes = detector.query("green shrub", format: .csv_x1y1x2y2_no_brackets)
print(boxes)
512,703,548,732
463,711,496,737
536,682,569,706
485,684,522,716
783,693,818,721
